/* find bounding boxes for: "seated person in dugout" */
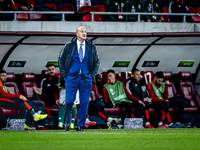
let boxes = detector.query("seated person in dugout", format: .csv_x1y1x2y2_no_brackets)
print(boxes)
88,83,121,129
147,71,185,128
126,69,155,128
144,0,161,22
0,70,47,129
33,64,65,129
103,69,145,121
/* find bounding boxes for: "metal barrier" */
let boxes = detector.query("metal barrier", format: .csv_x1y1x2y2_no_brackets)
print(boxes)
0,11,199,22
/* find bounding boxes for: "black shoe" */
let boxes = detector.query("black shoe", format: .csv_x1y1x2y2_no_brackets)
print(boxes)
76,126,84,131
65,122,70,131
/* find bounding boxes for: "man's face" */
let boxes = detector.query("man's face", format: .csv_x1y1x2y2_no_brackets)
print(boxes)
154,77,164,85
76,27,87,42
47,66,56,76
107,72,116,84
150,0,154,3
132,71,140,81
0,73,7,83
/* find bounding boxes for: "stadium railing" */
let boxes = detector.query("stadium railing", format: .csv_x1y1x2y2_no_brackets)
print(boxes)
0,11,200,22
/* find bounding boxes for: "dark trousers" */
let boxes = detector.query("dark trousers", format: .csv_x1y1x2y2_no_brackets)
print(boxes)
168,97,185,122
132,101,150,121
0,98,26,119
88,101,108,122
119,102,135,118
151,101,167,122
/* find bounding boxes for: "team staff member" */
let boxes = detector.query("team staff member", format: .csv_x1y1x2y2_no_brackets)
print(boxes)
147,72,184,128
33,64,65,129
0,70,47,128
126,69,154,128
145,0,161,22
103,69,145,119
59,26,100,131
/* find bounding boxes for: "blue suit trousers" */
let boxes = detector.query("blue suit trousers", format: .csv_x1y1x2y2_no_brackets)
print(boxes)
65,75,92,127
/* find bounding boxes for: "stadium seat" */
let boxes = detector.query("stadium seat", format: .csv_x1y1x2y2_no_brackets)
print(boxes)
78,6,95,21
17,13,29,21
44,4,57,10
4,72,20,95
59,4,74,11
21,73,40,100
162,71,181,98
178,71,200,111
98,72,108,85
91,83,103,100
141,71,154,85
190,7,200,23
94,5,106,21
161,7,169,22
29,14,47,21
117,71,131,83
41,70,48,79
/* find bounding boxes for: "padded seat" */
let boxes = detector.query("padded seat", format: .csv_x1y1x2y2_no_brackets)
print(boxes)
179,71,200,109
94,5,106,21
78,6,94,21
44,4,57,10
4,72,20,95
21,73,40,100
117,71,131,83
48,108,59,115
29,14,47,21
59,4,74,11
161,7,169,22
105,107,121,114
0,107,20,116
141,71,154,84
17,13,29,21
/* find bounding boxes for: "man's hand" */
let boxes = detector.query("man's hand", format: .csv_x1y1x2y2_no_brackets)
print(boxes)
33,86,42,95
19,95,27,101
143,97,148,102
21,6,28,10
62,100,65,106
138,100,145,107
113,104,117,108
165,80,170,85
89,97,92,102
148,98,152,104
29,7,33,11
56,100,60,106
166,100,169,102
147,19,151,22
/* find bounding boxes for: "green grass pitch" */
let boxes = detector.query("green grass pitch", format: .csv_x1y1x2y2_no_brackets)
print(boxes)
0,129,200,150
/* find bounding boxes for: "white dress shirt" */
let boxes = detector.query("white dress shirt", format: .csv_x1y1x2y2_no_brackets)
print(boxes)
77,40,85,60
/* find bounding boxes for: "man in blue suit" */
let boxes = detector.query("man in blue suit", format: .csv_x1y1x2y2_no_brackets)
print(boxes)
59,26,100,131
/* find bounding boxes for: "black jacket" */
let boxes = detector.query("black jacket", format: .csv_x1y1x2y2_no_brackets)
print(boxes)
39,74,59,107
58,37,100,83
169,0,194,22
126,77,149,101
145,1,161,21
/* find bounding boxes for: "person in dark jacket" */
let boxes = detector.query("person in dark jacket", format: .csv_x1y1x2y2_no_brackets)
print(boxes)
135,0,149,22
126,69,154,128
123,0,138,21
168,0,194,22
58,26,100,131
104,0,125,21
145,0,161,22
0,0,18,20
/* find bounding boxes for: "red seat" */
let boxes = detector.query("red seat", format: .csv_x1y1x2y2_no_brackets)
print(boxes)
91,83,103,100
78,6,94,21
41,70,48,79
94,5,106,21
189,7,195,13
141,71,154,85
162,71,180,98
161,7,170,22
44,4,57,10
17,13,29,21
105,107,121,114
21,73,40,100
59,4,74,11
29,14,47,21
98,72,108,85
178,71,200,109
117,71,131,83
4,72,20,95
191,7,200,23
